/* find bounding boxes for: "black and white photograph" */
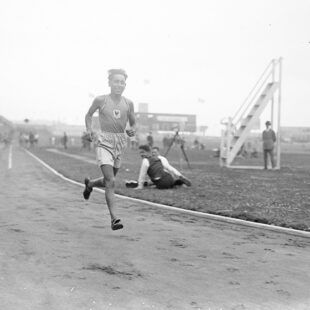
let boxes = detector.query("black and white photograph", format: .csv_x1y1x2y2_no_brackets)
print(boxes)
1,0,309,309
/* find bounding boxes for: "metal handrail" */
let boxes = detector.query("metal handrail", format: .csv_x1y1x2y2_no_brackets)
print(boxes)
232,61,273,121
234,70,273,128
220,58,282,167
231,59,277,127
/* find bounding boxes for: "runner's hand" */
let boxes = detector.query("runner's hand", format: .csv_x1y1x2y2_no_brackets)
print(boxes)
85,132,94,142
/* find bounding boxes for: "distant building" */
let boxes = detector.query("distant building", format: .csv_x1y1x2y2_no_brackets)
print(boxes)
92,110,197,132
136,112,196,132
281,126,310,142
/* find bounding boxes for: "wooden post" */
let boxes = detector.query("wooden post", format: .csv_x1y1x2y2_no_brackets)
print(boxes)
220,129,225,167
276,57,282,169
226,117,233,166
271,59,275,125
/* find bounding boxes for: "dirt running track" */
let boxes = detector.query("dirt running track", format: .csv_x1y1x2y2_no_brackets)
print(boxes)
0,146,309,310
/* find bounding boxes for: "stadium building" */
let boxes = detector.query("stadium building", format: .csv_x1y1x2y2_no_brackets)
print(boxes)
135,102,196,133
281,126,310,143
91,102,197,133
135,112,196,133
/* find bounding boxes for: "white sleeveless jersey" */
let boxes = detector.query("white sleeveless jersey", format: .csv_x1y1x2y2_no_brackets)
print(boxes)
97,95,132,133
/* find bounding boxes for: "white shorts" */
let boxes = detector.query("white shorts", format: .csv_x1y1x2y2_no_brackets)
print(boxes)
94,131,127,168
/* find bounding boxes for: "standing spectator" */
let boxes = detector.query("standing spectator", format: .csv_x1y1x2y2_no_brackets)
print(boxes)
34,133,39,145
50,136,56,146
162,136,168,148
62,132,68,149
130,132,139,149
147,132,154,147
262,121,276,169
29,132,35,148
193,138,199,150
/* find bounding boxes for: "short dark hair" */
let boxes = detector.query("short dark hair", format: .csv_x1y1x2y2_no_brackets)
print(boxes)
139,144,151,152
108,69,128,81
265,121,271,126
152,146,160,151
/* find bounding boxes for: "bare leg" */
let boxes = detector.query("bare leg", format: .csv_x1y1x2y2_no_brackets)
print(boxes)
88,167,119,188
100,165,119,221
88,177,105,188
84,167,119,200
83,166,122,229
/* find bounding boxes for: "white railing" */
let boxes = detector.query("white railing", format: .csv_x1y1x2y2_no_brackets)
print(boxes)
220,58,282,167
231,58,282,130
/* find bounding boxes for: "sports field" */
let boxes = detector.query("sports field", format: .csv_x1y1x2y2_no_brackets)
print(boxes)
1,144,310,309
30,144,310,232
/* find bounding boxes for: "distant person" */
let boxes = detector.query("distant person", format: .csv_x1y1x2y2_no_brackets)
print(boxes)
129,132,139,149
18,132,23,146
34,133,39,145
29,132,35,148
132,145,191,190
62,132,68,149
193,138,199,150
262,121,276,169
23,133,30,148
50,136,56,146
83,68,136,231
162,136,168,148
134,132,140,149
147,132,154,147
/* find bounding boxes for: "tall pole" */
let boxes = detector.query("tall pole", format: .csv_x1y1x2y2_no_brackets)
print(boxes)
276,58,282,169
271,59,275,125
220,129,225,167
226,117,232,167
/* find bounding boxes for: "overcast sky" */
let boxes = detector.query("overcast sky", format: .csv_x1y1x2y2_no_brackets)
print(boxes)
1,0,309,135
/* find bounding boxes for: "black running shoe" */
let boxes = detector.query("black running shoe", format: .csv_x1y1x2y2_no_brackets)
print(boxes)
111,219,123,231
83,177,93,200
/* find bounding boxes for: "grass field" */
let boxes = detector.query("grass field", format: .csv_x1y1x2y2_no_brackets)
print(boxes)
30,145,310,232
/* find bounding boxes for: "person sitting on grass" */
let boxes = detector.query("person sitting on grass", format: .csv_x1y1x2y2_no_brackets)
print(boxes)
127,145,191,190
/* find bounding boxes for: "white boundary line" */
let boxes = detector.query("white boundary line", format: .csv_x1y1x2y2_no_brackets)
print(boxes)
24,149,310,238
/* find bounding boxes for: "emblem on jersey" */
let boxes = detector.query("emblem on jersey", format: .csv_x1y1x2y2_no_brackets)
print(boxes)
113,109,121,119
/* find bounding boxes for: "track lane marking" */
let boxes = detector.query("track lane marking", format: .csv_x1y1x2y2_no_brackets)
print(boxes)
24,148,310,238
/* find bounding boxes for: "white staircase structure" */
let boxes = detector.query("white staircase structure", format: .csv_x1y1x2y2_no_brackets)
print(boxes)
220,58,282,169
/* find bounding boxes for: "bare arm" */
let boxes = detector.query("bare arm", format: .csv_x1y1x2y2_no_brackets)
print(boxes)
128,101,136,128
126,101,136,137
135,158,150,189
159,156,182,177
85,98,100,134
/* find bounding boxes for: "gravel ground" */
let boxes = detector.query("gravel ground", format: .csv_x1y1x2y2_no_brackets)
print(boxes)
0,145,309,310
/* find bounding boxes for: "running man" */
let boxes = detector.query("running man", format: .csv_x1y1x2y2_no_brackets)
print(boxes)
134,145,191,190
83,69,136,230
